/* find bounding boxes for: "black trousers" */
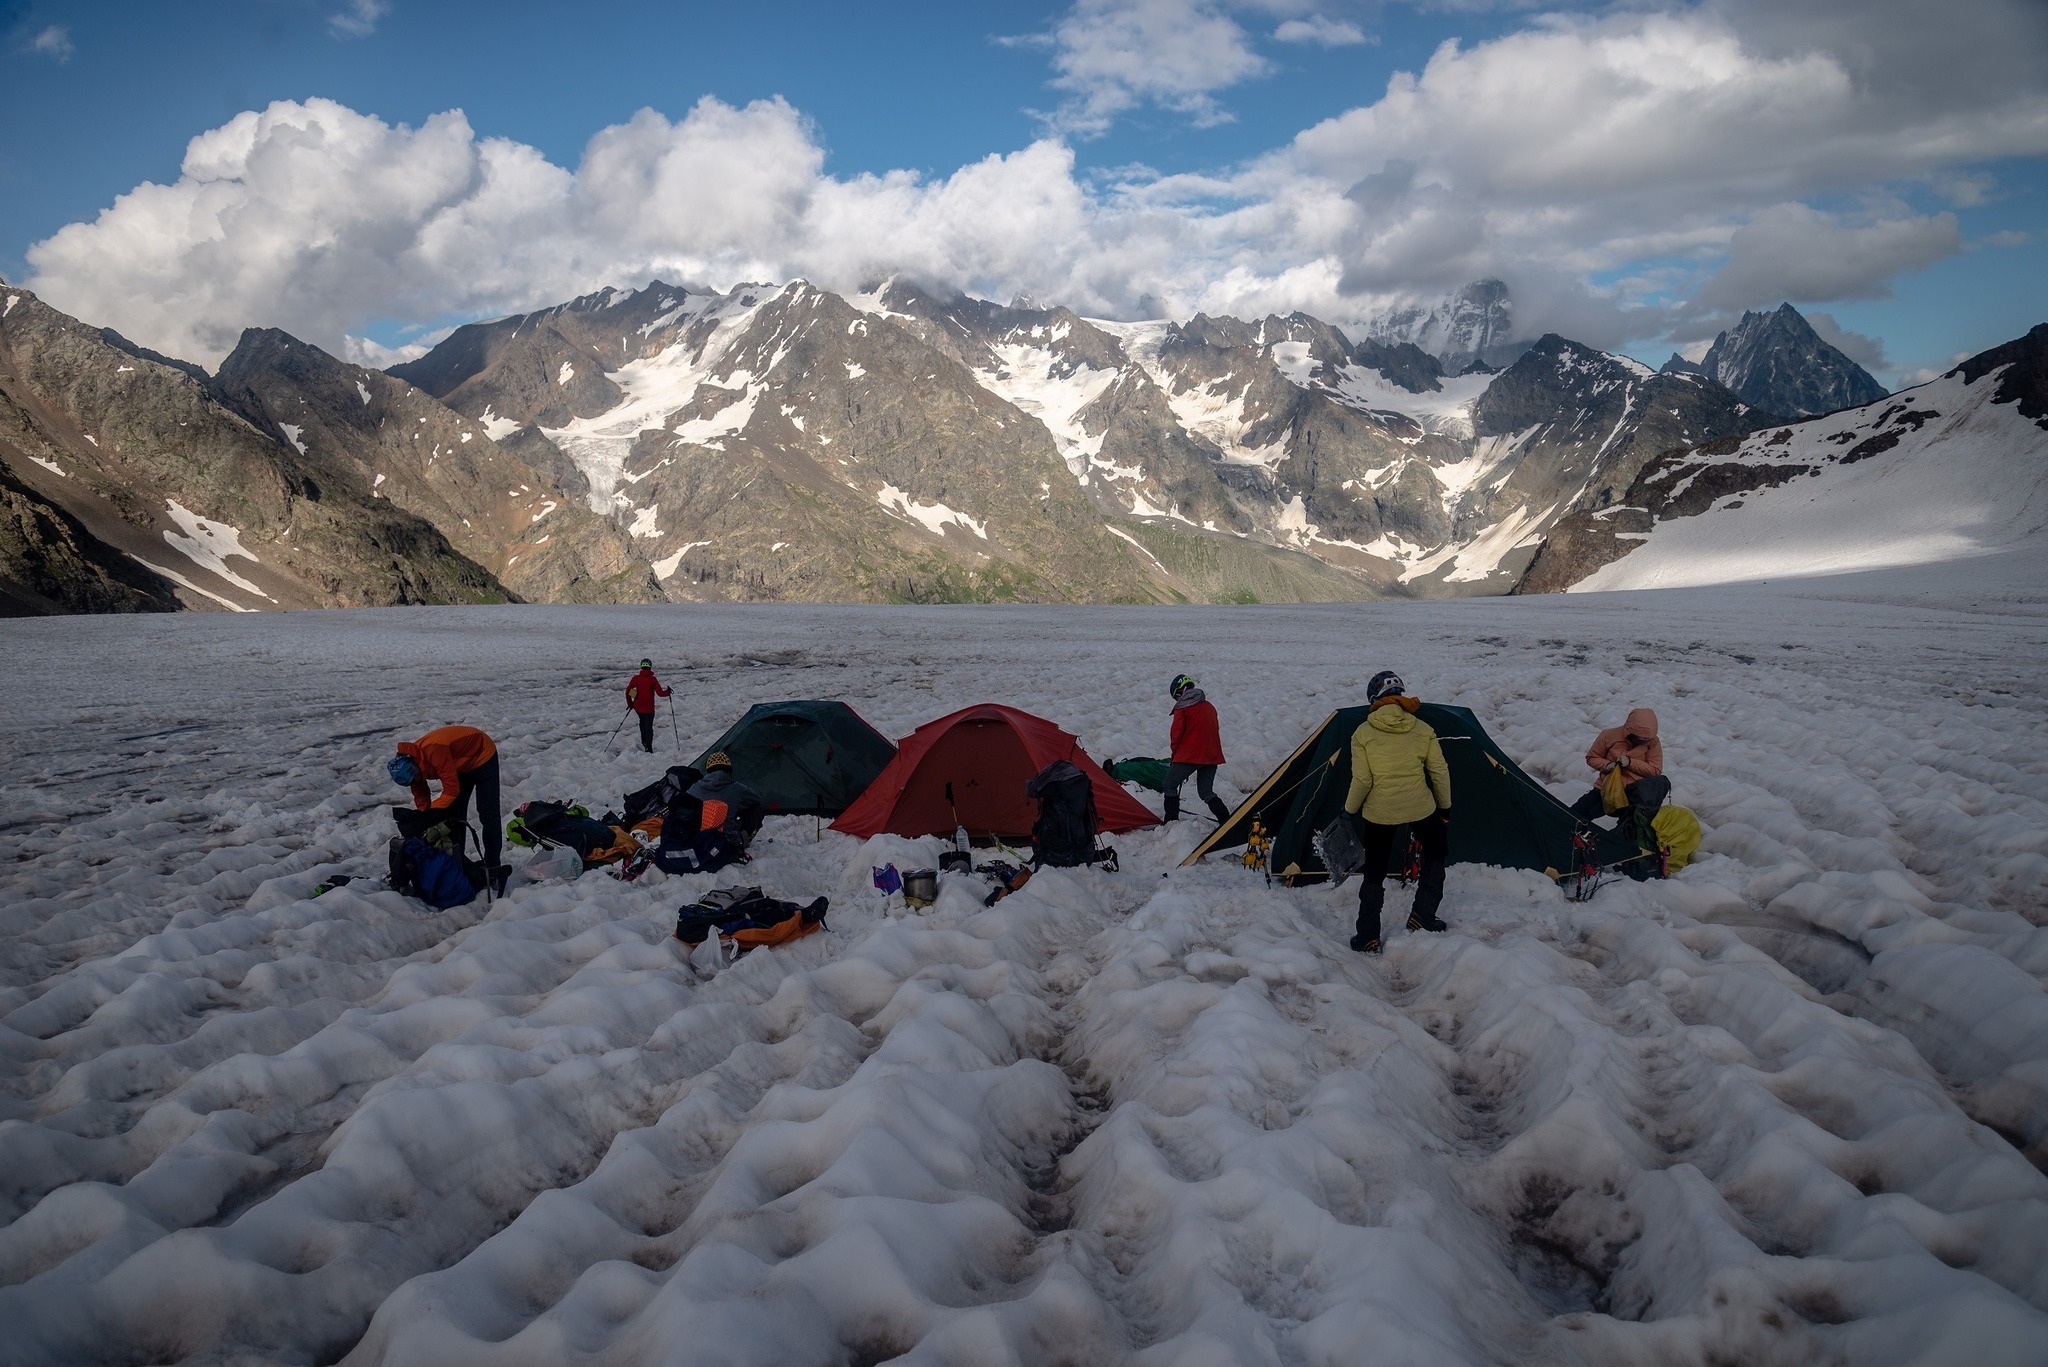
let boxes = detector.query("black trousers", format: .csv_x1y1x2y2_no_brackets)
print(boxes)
637,711,656,752
1355,812,1447,942
1165,762,1229,821
1568,774,1671,822
446,754,502,869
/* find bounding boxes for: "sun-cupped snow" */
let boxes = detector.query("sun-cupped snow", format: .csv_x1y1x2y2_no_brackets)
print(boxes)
1,576,2046,1364
876,483,989,539
542,285,786,511
1576,368,2048,592
160,498,271,598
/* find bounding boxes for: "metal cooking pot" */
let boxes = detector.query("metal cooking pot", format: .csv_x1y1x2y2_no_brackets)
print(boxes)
902,868,939,905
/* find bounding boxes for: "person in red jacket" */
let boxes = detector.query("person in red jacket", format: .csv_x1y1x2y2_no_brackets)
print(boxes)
1165,674,1230,824
626,659,672,753
388,724,505,885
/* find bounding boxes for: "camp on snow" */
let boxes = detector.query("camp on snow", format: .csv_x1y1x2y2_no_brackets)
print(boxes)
1184,703,1646,882
832,703,1157,842
690,700,897,817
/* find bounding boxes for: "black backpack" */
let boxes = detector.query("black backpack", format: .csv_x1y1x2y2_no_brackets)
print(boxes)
1026,760,1103,868
621,766,703,825
510,800,621,859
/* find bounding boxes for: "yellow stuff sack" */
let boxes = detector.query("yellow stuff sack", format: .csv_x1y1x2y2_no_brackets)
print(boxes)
1651,805,1703,872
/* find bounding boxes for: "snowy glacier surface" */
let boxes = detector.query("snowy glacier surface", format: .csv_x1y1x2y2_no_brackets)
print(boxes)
2,565,2047,1365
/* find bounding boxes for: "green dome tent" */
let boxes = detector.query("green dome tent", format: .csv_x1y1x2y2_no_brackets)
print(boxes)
1182,703,1644,884
692,701,897,818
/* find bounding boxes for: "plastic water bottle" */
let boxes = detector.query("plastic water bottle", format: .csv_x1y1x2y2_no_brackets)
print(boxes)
955,822,970,854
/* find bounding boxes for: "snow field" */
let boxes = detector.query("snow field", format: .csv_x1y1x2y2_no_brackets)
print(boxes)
1,571,2045,1363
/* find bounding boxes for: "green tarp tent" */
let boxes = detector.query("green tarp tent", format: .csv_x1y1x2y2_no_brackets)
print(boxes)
692,700,897,818
1182,703,1642,883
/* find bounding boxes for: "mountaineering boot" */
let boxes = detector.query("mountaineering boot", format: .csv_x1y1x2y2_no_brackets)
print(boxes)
488,864,512,897
1206,795,1231,824
1407,912,1448,933
1162,794,1180,822
1349,934,1382,955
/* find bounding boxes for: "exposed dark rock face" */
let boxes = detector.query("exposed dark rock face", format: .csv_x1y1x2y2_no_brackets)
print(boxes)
0,287,507,613
1951,322,2048,430
0,456,181,615
1700,304,1888,418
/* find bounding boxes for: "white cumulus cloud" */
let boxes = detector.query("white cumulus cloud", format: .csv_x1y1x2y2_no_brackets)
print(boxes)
22,0,2048,370
330,0,388,39
1039,0,1272,134
29,24,73,60
1273,15,1368,47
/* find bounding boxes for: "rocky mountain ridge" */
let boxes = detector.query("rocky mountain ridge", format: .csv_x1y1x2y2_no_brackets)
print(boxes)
1520,324,2048,592
2,277,1916,613
1665,304,1887,419
0,287,510,614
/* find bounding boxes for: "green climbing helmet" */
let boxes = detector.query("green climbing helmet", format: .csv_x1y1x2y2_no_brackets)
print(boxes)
1170,674,1197,699
639,658,653,669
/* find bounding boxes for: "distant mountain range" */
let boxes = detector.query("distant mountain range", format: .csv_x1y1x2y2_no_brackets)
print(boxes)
7,272,2024,616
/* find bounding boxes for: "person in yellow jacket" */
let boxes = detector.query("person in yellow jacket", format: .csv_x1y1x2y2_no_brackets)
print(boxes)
1342,670,1452,954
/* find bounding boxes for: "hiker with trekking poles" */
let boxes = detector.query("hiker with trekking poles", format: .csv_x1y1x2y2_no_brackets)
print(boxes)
624,659,675,754
388,724,509,894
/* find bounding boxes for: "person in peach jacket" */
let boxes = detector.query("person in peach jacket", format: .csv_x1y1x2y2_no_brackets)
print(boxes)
1568,708,1670,821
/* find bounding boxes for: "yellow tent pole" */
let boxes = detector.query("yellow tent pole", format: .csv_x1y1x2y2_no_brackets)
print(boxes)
1181,710,1338,867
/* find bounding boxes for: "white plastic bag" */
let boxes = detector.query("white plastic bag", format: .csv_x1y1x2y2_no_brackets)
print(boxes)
523,845,585,883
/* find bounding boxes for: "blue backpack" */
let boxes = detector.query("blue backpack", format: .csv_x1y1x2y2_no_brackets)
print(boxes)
387,828,485,909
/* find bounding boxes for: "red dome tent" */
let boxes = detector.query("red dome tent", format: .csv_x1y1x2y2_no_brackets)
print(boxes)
831,703,1157,841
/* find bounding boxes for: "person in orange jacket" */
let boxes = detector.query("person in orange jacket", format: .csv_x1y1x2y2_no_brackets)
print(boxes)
388,725,504,884
626,659,672,753
1165,673,1231,824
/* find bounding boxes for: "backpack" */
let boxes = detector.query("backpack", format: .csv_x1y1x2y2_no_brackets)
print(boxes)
387,832,485,908
674,887,828,954
507,800,639,867
621,766,703,826
1026,760,1103,869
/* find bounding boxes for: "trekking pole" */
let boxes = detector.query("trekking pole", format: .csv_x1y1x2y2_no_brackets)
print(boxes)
668,694,682,752
604,709,630,755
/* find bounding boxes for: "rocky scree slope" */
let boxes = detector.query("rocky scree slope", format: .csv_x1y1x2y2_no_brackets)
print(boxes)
1520,322,2048,592
0,288,507,614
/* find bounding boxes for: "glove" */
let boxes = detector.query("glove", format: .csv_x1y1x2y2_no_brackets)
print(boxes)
1618,756,1631,770
1437,808,1452,826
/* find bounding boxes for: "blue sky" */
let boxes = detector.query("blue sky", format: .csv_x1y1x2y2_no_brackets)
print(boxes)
4,0,2044,382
